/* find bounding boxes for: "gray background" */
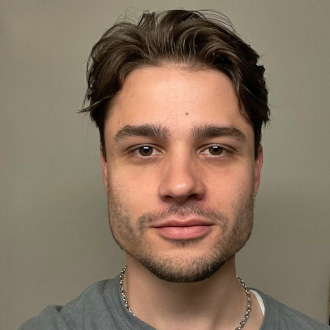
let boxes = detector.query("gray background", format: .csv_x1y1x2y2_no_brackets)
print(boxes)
1,0,329,329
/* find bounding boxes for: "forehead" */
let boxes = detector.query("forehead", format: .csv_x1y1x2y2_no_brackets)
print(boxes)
105,65,253,141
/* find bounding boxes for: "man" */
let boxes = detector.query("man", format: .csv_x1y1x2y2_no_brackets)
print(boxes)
19,9,329,330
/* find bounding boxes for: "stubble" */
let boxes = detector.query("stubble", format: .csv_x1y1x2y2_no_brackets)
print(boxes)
107,192,254,283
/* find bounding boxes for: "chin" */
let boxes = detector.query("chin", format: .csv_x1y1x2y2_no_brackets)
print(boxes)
128,241,242,283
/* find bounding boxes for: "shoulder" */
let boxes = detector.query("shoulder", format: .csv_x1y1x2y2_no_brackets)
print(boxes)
256,290,330,330
18,278,119,330
19,276,153,330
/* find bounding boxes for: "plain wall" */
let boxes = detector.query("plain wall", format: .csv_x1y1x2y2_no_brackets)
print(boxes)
1,0,329,329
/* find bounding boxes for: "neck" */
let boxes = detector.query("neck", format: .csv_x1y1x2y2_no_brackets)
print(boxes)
123,256,257,330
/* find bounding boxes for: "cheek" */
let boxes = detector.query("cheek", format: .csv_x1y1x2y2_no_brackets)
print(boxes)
209,165,255,208
108,168,158,215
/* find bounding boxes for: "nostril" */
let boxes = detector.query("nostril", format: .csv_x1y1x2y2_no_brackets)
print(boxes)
157,159,206,203
160,180,206,204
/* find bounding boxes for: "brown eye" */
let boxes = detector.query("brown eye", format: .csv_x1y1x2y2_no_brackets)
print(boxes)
138,146,154,156
208,146,224,155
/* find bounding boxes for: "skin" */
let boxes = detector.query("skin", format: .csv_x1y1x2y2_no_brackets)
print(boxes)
101,65,263,330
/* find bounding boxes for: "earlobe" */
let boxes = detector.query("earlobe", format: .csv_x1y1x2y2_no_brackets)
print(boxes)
254,146,263,196
100,146,109,195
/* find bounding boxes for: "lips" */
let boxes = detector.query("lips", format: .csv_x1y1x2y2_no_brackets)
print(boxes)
152,219,213,240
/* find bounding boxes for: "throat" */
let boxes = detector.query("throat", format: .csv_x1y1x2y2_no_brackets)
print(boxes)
119,261,256,330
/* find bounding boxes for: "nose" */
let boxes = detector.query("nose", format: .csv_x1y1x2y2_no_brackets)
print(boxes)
158,153,206,204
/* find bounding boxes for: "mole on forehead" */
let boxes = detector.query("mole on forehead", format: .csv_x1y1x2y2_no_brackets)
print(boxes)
113,124,246,143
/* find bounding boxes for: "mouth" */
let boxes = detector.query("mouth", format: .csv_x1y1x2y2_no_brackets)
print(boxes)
152,219,213,240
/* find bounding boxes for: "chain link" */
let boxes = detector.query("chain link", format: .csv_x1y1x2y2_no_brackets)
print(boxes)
120,266,252,329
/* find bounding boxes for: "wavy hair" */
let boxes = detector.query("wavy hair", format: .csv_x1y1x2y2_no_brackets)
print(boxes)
81,10,270,159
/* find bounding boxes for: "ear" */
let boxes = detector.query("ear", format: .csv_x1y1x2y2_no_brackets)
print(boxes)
254,146,263,196
100,145,109,195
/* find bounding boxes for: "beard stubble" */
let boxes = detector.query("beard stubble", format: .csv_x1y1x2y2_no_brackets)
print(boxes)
107,191,254,283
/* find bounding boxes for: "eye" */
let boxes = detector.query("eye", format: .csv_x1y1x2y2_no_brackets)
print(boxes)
132,145,160,157
202,145,226,156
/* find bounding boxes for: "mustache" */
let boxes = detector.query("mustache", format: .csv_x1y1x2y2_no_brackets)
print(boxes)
138,203,228,228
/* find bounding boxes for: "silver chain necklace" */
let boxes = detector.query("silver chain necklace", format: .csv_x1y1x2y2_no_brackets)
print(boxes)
119,266,252,330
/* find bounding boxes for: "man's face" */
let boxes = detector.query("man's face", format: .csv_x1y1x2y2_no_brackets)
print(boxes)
101,65,263,282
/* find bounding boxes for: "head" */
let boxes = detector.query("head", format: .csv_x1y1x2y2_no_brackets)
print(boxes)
82,10,270,282
82,10,270,159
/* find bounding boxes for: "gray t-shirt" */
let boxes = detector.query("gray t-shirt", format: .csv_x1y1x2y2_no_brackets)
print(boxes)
19,275,329,330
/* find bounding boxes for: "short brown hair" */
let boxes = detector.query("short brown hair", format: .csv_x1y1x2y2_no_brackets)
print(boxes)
81,9,270,158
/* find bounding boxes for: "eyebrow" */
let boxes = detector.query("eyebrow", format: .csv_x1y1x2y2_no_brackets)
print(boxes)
113,123,246,143
114,124,169,143
192,125,246,141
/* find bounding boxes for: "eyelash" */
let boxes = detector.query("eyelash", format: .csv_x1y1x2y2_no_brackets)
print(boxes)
129,144,231,158
201,145,227,156
130,145,161,157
